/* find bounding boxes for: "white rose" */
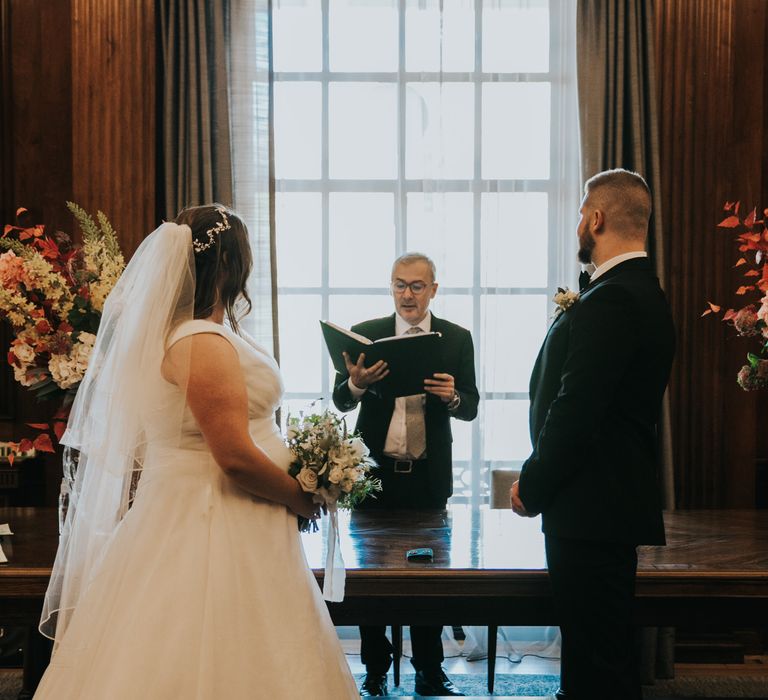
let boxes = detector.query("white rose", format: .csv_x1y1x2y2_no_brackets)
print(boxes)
78,332,97,347
12,343,35,365
341,479,354,494
295,467,319,493
348,437,369,461
328,466,344,484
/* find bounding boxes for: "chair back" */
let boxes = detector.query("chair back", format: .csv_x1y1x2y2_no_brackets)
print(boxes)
490,469,521,509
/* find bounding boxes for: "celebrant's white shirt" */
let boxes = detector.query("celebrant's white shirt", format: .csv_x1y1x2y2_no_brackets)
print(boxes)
590,251,648,283
348,312,430,459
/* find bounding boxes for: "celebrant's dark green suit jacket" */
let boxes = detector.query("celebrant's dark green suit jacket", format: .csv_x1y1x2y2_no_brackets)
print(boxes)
519,257,675,545
332,313,479,504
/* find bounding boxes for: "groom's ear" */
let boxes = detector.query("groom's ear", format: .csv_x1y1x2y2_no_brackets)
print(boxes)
591,208,606,234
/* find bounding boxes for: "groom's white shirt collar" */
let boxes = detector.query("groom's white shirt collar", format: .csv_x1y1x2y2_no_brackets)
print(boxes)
590,251,647,283
395,311,432,335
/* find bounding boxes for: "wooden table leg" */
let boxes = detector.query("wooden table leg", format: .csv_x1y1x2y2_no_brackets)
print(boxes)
391,624,402,687
487,624,497,694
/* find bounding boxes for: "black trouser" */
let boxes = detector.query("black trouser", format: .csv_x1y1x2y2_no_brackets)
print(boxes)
545,534,641,700
359,456,447,673
360,625,444,674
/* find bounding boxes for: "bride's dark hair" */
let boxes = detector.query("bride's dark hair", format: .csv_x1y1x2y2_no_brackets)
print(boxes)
174,203,253,334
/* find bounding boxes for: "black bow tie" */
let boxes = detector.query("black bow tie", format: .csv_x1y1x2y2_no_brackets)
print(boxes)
578,270,592,292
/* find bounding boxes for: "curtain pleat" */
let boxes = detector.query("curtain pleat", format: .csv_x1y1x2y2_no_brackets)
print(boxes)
228,0,275,355
576,0,674,509
160,0,234,216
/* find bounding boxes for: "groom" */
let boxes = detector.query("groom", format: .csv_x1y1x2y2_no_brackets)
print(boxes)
511,169,675,700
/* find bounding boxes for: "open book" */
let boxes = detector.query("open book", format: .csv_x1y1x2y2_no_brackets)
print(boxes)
320,320,443,398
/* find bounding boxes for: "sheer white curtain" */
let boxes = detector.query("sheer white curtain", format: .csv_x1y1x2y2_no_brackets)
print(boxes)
229,0,277,351
270,0,580,664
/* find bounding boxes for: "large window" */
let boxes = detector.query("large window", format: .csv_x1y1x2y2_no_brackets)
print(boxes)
273,0,580,505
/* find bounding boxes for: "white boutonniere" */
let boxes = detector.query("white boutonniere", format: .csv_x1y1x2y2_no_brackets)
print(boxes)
552,287,579,318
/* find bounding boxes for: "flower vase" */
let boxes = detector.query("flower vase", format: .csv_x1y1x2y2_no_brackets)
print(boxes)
59,446,79,533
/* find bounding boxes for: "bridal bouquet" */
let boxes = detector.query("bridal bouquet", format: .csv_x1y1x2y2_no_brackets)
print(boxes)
286,407,380,602
286,408,381,532
0,203,124,457
703,201,768,390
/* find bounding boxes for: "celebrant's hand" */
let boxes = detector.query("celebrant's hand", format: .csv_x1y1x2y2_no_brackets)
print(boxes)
424,373,455,403
343,352,389,389
510,480,534,518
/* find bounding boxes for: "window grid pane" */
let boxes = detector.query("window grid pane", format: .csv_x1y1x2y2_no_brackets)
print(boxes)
274,2,575,505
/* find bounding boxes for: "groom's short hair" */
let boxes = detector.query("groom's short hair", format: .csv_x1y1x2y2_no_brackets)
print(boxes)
584,169,652,239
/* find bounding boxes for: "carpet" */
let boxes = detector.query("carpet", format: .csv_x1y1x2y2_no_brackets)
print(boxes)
642,673,768,698
4,670,765,698
0,671,561,698
354,673,561,697
0,671,20,699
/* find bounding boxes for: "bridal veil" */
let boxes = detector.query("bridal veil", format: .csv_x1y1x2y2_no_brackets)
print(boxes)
40,222,196,644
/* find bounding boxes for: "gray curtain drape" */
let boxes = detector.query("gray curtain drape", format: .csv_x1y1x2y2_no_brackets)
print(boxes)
576,0,673,508
160,0,234,216
576,0,674,685
159,0,278,357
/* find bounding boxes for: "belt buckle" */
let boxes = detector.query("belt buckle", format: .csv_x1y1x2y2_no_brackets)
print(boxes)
393,459,413,474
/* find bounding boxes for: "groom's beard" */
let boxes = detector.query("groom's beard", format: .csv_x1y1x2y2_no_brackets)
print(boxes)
577,227,596,264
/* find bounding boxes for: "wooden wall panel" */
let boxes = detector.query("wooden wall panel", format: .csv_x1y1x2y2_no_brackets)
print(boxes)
656,0,768,507
1,0,156,504
71,0,156,256
2,0,72,228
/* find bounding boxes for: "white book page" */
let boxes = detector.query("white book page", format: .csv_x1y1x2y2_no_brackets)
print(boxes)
374,331,441,344
323,320,373,345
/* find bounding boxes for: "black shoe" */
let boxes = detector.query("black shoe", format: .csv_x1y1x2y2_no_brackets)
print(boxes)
359,673,388,697
553,689,566,699
414,668,465,696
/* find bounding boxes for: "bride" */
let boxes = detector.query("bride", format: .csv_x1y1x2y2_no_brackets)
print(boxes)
34,204,358,698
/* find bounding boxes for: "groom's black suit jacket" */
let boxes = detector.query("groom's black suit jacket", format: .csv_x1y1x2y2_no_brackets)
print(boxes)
332,313,479,503
519,258,675,545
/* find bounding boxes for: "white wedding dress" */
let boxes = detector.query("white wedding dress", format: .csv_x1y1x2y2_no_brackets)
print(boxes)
34,320,358,699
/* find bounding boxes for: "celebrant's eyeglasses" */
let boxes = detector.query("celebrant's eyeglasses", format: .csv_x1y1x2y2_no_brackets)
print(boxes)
391,280,433,295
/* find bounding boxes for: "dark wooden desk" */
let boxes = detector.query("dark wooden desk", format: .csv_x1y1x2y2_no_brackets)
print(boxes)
1,506,767,693
301,506,768,626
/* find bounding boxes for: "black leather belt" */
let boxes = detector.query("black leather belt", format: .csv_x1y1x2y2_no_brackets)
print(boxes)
380,456,427,474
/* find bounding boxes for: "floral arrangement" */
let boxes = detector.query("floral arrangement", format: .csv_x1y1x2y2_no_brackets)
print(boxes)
286,407,381,532
0,203,125,457
553,287,579,317
702,202,768,390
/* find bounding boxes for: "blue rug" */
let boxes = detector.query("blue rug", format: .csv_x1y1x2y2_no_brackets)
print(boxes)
353,673,560,697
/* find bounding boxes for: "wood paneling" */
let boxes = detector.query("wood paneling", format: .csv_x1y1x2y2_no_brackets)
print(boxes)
71,0,156,256
1,0,73,229
656,0,768,507
0,0,156,503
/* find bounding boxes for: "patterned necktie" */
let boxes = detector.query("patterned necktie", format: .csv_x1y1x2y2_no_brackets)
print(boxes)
404,326,427,459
